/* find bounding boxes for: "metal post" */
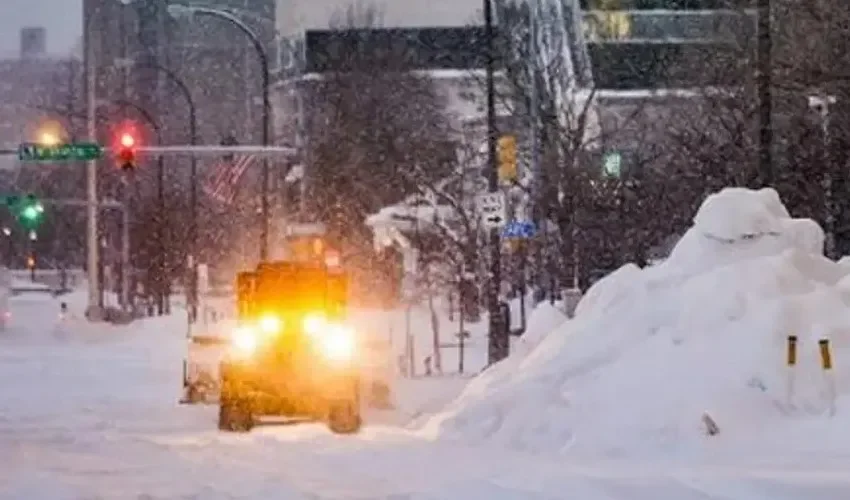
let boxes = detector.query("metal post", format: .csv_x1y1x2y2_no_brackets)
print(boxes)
529,0,544,301
823,106,833,258
260,54,271,262
484,0,507,365
84,7,101,320
157,154,165,315
121,204,130,308
757,0,773,185
297,86,308,218
458,262,465,374
5,232,12,268
133,61,198,317
189,103,198,320
809,95,836,258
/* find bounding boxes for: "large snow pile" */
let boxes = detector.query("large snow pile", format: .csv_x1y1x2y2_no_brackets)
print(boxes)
423,187,850,457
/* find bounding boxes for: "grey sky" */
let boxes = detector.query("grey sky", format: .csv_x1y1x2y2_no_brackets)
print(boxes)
0,0,481,57
0,0,81,57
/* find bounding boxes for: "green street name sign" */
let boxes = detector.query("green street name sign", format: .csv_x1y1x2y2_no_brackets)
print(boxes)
18,142,103,162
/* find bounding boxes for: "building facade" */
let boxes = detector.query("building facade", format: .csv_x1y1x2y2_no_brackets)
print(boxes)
274,0,482,36
0,56,80,172
270,25,509,219
577,0,756,175
580,0,754,90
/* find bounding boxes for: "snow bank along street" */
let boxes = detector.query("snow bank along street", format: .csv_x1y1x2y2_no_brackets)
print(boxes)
2,188,850,499
425,187,850,458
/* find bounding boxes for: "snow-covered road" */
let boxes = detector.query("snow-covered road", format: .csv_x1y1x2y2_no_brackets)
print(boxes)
2,295,849,499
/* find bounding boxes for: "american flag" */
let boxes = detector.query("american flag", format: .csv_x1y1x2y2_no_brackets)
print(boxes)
203,155,255,204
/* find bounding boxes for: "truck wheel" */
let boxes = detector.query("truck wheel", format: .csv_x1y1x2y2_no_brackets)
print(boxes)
327,398,361,434
218,397,254,432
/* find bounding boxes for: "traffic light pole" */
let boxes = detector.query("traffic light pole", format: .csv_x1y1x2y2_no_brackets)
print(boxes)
84,13,102,321
484,0,507,365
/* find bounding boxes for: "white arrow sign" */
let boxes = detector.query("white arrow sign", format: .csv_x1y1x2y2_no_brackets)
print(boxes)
476,192,507,229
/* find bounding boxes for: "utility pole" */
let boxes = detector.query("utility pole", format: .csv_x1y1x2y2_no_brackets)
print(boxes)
757,0,773,185
484,0,507,364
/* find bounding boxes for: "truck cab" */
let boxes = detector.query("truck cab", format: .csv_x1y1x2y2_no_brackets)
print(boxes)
217,234,362,433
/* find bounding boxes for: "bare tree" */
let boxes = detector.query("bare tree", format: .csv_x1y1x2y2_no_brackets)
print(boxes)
467,0,669,292
304,2,454,298
661,1,850,256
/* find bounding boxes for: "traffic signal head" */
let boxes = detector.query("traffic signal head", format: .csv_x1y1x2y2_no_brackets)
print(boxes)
120,132,135,148
498,135,518,183
21,204,42,220
16,194,43,227
116,131,137,171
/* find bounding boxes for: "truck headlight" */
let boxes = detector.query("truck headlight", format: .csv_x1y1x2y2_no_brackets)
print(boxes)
259,313,282,334
318,324,355,363
303,313,327,336
231,326,258,356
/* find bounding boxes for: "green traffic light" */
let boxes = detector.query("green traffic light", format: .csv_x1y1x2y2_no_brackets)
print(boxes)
21,203,43,220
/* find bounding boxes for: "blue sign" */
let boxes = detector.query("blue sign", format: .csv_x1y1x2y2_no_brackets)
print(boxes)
502,221,536,238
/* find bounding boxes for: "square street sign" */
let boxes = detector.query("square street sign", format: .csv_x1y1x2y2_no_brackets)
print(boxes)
502,221,536,238
18,142,103,162
476,192,507,229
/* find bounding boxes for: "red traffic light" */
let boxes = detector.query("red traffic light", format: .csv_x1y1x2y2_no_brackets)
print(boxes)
115,131,137,171
120,133,135,148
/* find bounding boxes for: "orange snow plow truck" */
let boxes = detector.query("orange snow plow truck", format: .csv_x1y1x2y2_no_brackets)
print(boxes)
181,232,390,434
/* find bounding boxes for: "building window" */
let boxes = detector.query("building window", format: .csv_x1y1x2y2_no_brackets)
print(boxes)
589,42,746,89
583,11,634,41
583,9,753,42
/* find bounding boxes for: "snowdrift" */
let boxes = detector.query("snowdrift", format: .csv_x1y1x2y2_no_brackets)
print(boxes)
423,187,850,457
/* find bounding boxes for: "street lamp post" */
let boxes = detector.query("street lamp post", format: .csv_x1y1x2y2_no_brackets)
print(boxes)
168,4,272,261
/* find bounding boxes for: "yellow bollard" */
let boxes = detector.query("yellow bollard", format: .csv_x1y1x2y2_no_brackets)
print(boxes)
784,335,798,409
787,335,797,367
819,339,832,370
819,338,836,416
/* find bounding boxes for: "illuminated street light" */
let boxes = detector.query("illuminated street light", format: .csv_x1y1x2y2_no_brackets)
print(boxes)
39,131,60,146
